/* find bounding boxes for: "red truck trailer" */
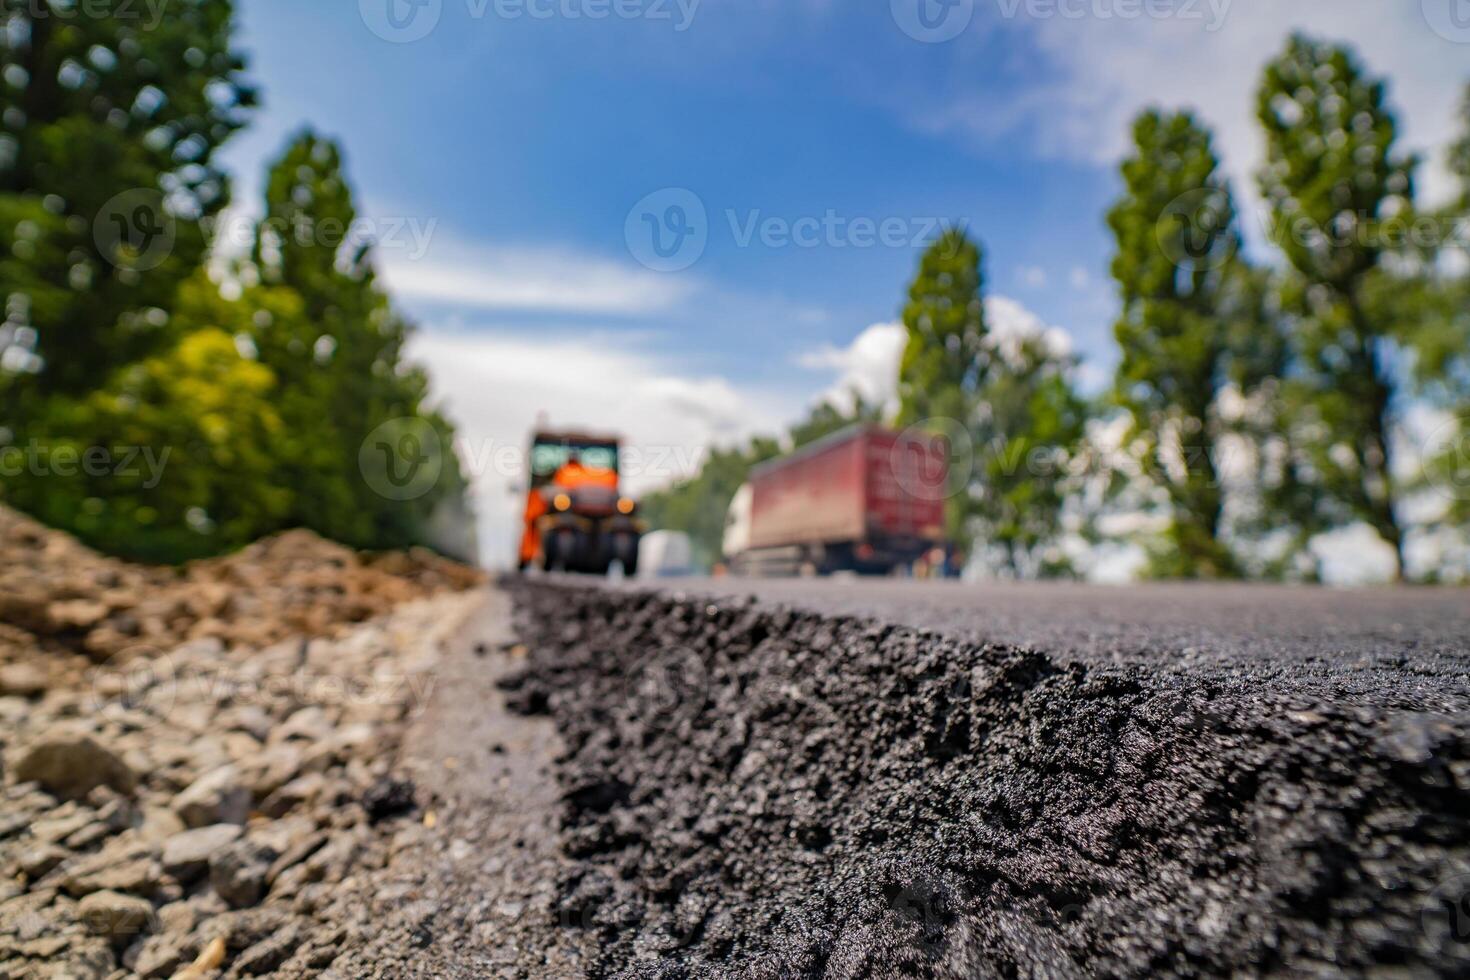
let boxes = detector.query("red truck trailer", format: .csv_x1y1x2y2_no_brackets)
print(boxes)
722,424,950,576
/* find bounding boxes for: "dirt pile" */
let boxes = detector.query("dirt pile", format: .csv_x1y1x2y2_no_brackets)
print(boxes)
0,592,482,978
504,582,1470,978
0,504,487,978
0,504,483,666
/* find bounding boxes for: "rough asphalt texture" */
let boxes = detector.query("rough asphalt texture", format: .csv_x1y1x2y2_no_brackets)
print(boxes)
503,578,1470,978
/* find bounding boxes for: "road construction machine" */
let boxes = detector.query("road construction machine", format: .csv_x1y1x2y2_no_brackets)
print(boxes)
517,429,643,575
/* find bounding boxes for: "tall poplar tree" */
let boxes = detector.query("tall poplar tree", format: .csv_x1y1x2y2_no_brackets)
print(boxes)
250,131,465,551
971,334,1087,578
1107,110,1262,577
896,228,987,427
896,228,987,546
1256,35,1416,578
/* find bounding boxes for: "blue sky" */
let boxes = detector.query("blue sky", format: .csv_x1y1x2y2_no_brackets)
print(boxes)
218,0,1468,568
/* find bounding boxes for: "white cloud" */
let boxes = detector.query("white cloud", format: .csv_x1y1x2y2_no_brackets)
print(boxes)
795,321,908,413
409,328,800,569
793,299,1078,418
986,294,1075,362
928,4,1467,205
1069,266,1091,289
1016,265,1048,288
380,237,697,316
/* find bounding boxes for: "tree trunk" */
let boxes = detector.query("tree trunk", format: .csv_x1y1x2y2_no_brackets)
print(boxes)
1348,291,1405,582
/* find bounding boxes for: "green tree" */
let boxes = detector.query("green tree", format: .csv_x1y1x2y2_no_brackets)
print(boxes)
1408,83,1470,547
896,228,986,545
640,438,779,571
787,389,883,449
1,272,289,563
0,0,254,407
248,131,467,552
1106,109,1268,578
972,334,1088,578
1256,35,1417,579
896,228,986,426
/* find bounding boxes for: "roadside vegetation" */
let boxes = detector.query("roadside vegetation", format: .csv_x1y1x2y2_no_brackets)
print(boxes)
649,37,1470,583
0,1,468,563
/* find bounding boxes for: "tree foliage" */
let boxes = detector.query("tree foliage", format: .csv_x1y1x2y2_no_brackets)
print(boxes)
1106,110,1271,578
0,33,469,564
640,438,779,572
896,228,988,546
896,228,986,427
0,0,254,407
247,130,467,552
1255,34,1417,578
971,334,1088,578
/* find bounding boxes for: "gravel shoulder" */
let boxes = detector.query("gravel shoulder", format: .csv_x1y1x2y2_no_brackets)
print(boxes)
322,586,597,978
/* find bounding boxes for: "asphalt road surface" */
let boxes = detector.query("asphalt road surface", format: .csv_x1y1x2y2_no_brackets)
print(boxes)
494,577,1470,976
614,577,1470,710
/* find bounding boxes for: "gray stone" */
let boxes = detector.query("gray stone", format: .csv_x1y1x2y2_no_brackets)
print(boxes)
30,805,96,844
233,919,304,975
136,806,186,843
64,821,115,850
12,729,137,798
77,890,155,947
162,824,242,882
209,838,278,908
132,932,191,979
241,743,304,798
261,771,326,818
173,765,251,828
222,705,273,742
59,843,163,897
17,843,68,879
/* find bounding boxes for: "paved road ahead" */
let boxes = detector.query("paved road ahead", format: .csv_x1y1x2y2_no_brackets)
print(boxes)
606,577,1470,709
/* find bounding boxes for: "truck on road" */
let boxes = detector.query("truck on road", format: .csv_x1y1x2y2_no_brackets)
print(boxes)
518,429,643,575
722,424,950,577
